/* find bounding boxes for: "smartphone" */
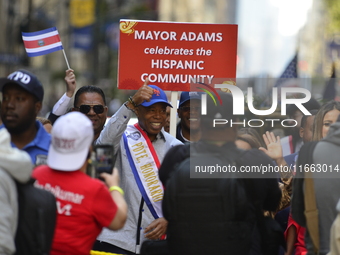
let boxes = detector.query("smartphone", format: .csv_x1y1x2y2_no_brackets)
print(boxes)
91,144,115,178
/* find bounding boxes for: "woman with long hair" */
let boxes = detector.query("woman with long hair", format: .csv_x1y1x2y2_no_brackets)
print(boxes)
312,100,340,141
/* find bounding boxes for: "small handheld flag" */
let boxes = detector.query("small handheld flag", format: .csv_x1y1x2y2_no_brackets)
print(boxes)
22,27,63,57
22,27,70,69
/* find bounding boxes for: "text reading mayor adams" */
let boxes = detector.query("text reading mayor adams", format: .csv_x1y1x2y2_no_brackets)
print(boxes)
190,163,340,179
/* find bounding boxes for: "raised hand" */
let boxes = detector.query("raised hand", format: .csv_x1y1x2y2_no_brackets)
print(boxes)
131,78,154,106
65,69,76,98
259,131,283,161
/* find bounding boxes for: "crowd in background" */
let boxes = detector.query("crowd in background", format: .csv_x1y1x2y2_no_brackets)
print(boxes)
1,68,340,255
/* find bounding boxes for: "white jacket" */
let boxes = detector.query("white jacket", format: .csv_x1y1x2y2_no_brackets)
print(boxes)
0,129,32,254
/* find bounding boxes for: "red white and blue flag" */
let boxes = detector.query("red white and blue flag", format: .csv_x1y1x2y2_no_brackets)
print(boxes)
22,27,63,57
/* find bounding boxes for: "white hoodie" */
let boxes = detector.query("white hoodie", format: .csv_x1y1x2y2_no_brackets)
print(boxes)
0,128,32,254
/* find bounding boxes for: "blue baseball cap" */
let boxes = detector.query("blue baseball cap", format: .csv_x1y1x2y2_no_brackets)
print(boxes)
140,85,172,108
0,69,44,101
179,91,203,108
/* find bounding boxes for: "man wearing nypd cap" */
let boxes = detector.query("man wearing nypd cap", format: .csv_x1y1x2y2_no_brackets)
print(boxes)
0,69,50,166
176,91,202,143
94,81,183,254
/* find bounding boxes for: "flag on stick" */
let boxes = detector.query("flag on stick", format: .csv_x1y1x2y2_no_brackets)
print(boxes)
22,27,63,57
22,27,70,69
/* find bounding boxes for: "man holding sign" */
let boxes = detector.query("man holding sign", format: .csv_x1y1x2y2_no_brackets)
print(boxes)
94,81,182,254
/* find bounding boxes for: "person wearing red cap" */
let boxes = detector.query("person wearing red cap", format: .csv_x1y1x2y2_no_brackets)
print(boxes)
94,82,182,255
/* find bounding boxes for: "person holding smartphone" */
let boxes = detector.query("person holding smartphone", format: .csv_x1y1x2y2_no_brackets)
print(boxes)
32,112,127,255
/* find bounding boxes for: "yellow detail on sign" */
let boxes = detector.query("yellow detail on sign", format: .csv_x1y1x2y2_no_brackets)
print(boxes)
120,21,138,35
70,0,95,28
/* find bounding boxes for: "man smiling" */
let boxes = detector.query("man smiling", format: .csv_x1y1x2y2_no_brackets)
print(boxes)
72,86,108,142
176,91,202,143
94,82,182,255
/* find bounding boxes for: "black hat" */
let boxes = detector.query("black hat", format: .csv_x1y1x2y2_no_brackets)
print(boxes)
201,92,234,128
179,91,203,108
0,69,44,101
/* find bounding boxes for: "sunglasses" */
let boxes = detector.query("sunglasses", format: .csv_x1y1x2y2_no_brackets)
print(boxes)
76,105,105,114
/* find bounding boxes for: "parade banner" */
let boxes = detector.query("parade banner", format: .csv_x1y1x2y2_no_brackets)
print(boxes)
69,0,95,28
118,19,238,91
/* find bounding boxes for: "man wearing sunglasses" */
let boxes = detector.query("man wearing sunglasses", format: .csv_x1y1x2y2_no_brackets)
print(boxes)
176,91,202,143
47,69,108,142
93,82,182,255
72,86,108,142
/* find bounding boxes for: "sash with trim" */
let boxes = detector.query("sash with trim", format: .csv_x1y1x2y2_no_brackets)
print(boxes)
123,123,164,219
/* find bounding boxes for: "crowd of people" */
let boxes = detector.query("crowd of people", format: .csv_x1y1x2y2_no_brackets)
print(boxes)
0,68,340,255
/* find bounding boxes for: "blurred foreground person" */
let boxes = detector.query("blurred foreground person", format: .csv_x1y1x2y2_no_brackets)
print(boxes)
292,115,340,255
159,93,282,255
0,129,32,255
33,112,127,255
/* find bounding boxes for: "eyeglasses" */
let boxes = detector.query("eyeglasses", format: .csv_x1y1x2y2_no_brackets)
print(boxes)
76,105,105,114
180,106,201,112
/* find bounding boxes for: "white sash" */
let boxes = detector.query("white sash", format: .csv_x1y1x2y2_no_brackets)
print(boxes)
123,123,164,219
